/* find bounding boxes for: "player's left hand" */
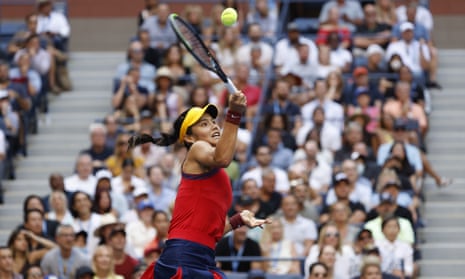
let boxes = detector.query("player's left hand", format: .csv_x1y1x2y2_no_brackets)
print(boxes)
240,210,272,228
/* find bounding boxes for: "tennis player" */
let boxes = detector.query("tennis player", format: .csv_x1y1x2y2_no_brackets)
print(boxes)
130,91,271,278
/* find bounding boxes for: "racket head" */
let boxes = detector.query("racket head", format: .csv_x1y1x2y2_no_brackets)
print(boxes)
168,14,228,82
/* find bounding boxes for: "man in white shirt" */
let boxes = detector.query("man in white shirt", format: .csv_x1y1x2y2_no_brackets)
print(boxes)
36,0,70,51
386,22,430,78
319,0,364,32
280,43,318,88
274,22,318,72
65,153,97,196
146,165,176,212
396,0,433,32
125,199,157,258
236,23,273,68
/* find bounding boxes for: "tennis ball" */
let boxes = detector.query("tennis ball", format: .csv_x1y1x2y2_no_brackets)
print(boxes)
221,8,238,27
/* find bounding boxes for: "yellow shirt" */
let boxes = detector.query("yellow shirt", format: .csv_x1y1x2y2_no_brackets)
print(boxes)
105,155,145,177
364,216,415,245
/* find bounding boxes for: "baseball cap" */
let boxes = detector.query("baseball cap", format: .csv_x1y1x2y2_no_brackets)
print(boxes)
400,22,414,32
334,172,349,185
379,192,396,204
133,186,149,198
95,169,112,182
366,44,384,57
137,199,155,211
355,87,370,97
75,266,94,279
287,22,299,31
353,66,368,77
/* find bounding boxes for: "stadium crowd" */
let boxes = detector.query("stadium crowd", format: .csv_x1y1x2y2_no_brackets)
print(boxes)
0,0,452,279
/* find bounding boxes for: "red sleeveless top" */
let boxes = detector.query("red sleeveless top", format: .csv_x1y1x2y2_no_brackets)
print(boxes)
168,168,233,249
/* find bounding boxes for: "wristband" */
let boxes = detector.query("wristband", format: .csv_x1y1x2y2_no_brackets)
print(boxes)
229,213,245,230
225,110,242,125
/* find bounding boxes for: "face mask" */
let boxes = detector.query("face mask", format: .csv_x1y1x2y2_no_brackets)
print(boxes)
390,60,402,71
356,163,365,176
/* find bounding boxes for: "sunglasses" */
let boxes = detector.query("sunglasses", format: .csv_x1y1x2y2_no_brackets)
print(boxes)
312,272,327,278
325,232,340,237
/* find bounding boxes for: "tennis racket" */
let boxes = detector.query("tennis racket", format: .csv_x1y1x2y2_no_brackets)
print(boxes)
169,13,238,94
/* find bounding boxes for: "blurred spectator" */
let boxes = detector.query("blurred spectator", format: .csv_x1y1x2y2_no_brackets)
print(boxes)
65,153,97,196
326,70,345,104
316,7,352,48
8,14,37,57
365,45,387,73
287,178,320,222
9,53,41,99
140,4,177,53
319,0,364,32
136,30,159,68
0,61,31,120
0,89,20,138
261,79,301,128
364,211,415,245
24,265,43,279
345,66,383,107
22,195,60,240
396,0,433,32
132,128,166,168
105,133,145,178
131,263,147,279
259,219,300,275
147,210,170,247
111,158,146,206
301,79,344,131
138,0,158,26
70,191,102,255
93,214,126,246
258,168,282,214
354,4,391,50
142,242,163,267
81,123,113,174
161,44,188,86
7,230,31,275
274,22,318,73
246,0,277,39
215,226,262,272
46,191,74,225
347,88,380,134
375,0,397,27
95,169,129,219
113,67,149,122
92,190,117,217
40,224,89,279
233,180,275,220
92,245,124,279
0,246,23,279
383,66,424,108
279,195,317,257
258,113,298,151
375,216,413,278
212,27,242,75
108,226,138,279
307,262,329,279
146,165,176,212
316,245,338,279
329,201,361,245
262,128,293,170
158,153,181,191
115,41,156,94
21,210,57,264
36,0,70,52
183,5,204,35
242,145,290,193
120,187,148,224
75,266,94,279
280,43,319,90
149,67,182,122
125,200,156,259
236,23,273,69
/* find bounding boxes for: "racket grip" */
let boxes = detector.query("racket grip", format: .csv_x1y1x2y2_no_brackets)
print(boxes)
225,78,238,94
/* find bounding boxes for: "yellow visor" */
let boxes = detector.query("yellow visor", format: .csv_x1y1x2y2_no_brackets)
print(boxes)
178,104,218,143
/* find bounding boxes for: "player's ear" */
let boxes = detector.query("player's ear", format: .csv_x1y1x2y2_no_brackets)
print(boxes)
183,134,196,145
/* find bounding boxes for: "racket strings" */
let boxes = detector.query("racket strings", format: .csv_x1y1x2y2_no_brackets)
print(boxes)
176,20,212,67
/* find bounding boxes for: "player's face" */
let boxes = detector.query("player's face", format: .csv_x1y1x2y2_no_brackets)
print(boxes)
189,114,221,146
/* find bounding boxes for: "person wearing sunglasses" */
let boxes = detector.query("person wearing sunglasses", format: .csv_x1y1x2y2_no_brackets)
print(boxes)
308,262,329,279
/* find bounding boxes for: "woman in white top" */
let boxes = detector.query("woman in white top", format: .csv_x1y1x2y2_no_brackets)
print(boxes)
211,27,241,75
260,218,300,275
304,223,355,279
375,216,413,278
46,191,74,225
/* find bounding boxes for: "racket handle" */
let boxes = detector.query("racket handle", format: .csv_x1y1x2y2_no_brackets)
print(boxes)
225,78,238,94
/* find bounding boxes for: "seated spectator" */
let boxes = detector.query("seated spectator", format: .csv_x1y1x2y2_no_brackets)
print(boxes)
119,187,148,224
111,158,146,206
7,229,31,275
325,32,353,73
308,262,329,279
347,88,380,134
81,123,114,174
9,53,41,99
65,153,97,196
280,43,319,90
158,152,182,191
215,226,263,273
258,169,283,214
0,246,23,279
317,7,352,48
288,178,320,222
8,13,36,57
260,218,300,275
246,0,277,39
137,29,159,68
138,0,158,26
92,190,118,218
21,209,57,264
22,195,59,239
125,200,156,259
326,70,345,104
70,191,102,255
146,165,176,212
115,41,156,94
75,266,95,279
0,89,20,138
92,245,124,279
375,0,397,27
140,3,177,54
40,224,89,279
105,134,145,178
36,0,70,52
319,0,364,32
384,66,425,108
345,66,383,107
108,226,138,279
103,115,124,150
365,44,387,73
353,4,391,50
273,22,318,73
113,67,149,122
255,113,298,152
183,4,204,35
396,0,433,32
132,128,166,168
148,210,170,247
24,265,45,279
365,211,415,246
149,67,182,122
329,202,361,245
46,191,74,225
95,169,129,218
317,245,342,279
236,23,273,68
231,180,274,220
375,216,414,278
161,44,188,86
279,195,317,257
261,128,293,170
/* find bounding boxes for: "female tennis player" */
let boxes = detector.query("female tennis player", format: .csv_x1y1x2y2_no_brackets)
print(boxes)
129,91,270,278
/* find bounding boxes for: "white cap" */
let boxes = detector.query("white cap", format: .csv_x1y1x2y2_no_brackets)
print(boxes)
366,44,384,57
0,89,8,99
133,186,149,197
95,169,112,181
400,22,414,32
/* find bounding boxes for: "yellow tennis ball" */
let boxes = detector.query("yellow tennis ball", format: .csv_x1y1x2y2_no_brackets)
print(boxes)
221,8,238,27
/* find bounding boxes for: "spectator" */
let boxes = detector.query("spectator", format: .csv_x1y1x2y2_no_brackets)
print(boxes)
161,44,188,86
125,200,156,259
307,262,329,279
353,4,391,50
280,43,319,90
145,210,170,249
375,0,397,27
347,88,380,134
40,224,89,279
64,153,97,196
92,190,117,217
301,79,344,131
211,27,241,75
0,89,20,138
103,114,124,150
142,241,163,267
9,53,41,99
246,0,277,39
136,29,159,68
316,7,352,48
43,173,71,213
258,168,283,214
383,66,425,107
75,266,94,279
115,41,156,94
146,165,176,212
158,153,181,191
319,0,364,32
149,67,182,122
345,66,383,107
183,4,205,36
21,210,57,264
364,210,415,246
24,265,44,279
0,246,23,279
95,169,129,219
81,123,114,174
46,191,74,225
287,178,320,222
365,45,387,73
280,195,317,257
396,0,433,32
259,218,300,275
326,70,345,104
232,180,274,220
92,245,123,279
70,191,102,255
140,4,177,53
108,226,138,279
274,22,318,73
119,187,149,224
215,226,263,272
262,128,293,170
111,158,146,207
138,0,158,26
36,0,70,52
22,195,59,240
106,134,145,178
316,245,338,279
132,128,166,168
261,79,301,128
7,230,31,275
131,263,147,279
329,202,362,245
236,23,273,68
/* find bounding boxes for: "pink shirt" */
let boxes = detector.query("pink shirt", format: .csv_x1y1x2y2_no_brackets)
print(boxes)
383,100,427,130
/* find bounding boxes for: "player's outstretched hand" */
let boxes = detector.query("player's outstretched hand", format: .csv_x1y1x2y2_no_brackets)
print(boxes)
240,210,272,228
228,91,247,114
